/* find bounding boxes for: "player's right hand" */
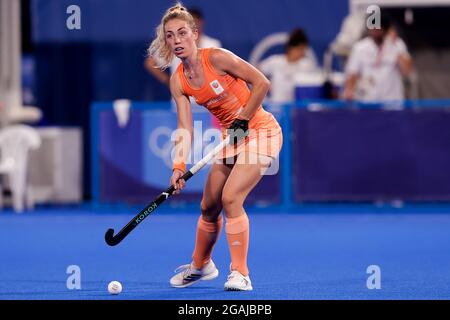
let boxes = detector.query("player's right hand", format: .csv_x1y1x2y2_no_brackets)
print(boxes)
170,169,186,195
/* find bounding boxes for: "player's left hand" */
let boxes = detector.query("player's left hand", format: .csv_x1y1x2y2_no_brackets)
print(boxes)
227,118,249,145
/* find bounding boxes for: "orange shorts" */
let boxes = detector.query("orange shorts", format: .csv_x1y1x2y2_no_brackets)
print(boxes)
216,126,283,161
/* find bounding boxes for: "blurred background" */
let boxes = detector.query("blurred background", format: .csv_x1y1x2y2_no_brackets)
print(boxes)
1,0,450,211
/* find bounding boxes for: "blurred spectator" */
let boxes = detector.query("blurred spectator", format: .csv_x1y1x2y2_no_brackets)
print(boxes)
258,28,319,103
343,15,413,101
144,7,222,86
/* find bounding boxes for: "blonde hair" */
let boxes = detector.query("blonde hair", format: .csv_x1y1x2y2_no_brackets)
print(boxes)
147,3,197,70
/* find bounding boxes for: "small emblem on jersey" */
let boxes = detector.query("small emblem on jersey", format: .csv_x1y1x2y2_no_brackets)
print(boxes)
209,80,224,95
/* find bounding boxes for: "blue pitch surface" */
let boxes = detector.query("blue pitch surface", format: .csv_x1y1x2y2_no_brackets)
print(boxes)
1,204,450,300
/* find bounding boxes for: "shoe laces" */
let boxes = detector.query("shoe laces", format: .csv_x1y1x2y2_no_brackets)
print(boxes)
174,264,192,275
174,263,203,278
227,270,248,284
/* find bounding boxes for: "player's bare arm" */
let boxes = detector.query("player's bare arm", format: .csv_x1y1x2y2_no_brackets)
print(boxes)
170,72,193,193
209,48,270,121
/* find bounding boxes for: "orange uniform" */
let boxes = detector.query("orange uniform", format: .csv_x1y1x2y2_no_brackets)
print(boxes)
176,48,283,160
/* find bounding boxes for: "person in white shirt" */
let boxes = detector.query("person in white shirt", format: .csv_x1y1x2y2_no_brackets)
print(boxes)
144,7,222,86
343,15,413,101
258,28,319,103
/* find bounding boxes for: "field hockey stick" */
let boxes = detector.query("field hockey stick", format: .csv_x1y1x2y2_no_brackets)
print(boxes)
104,136,231,246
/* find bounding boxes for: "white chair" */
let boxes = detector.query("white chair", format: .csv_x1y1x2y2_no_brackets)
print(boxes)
0,125,41,212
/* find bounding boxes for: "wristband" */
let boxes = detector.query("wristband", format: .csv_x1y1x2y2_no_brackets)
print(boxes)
172,162,186,172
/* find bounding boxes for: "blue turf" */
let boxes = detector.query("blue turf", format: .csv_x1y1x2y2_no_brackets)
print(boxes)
1,206,450,299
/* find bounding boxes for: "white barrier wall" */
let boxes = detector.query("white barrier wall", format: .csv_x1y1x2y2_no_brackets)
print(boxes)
29,127,83,204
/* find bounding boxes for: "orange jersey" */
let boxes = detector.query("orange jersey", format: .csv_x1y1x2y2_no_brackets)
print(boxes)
176,48,280,132
176,48,282,159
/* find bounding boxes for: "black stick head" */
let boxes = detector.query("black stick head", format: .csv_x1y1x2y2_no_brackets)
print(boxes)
105,228,119,246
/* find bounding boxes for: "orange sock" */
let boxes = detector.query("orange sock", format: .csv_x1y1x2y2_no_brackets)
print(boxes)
192,215,223,268
225,213,249,276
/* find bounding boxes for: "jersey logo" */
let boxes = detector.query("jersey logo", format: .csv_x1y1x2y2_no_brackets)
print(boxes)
209,80,224,95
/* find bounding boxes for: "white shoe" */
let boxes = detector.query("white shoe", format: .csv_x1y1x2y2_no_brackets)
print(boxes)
170,260,219,288
224,270,253,291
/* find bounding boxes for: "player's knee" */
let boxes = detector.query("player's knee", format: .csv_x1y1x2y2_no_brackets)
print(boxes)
200,200,221,218
221,191,242,212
